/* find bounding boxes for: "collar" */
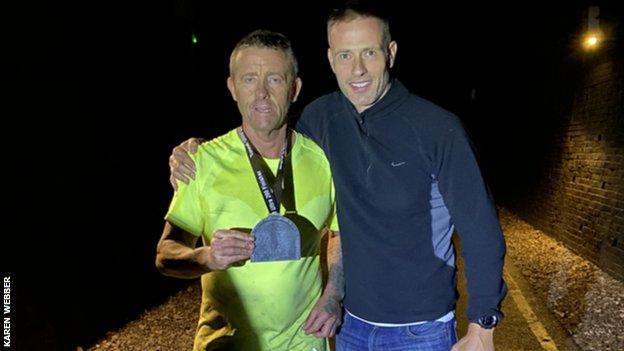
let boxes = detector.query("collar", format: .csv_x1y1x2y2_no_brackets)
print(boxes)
340,79,410,123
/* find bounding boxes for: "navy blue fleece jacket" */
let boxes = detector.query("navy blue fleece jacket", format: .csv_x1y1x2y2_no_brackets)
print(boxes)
296,80,507,323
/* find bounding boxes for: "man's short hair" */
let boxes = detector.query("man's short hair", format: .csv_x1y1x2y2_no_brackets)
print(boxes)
327,0,392,50
229,29,299,77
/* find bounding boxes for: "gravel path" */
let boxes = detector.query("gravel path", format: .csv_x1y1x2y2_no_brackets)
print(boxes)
500,208,624,351
86,284,199,351
86,209,624,350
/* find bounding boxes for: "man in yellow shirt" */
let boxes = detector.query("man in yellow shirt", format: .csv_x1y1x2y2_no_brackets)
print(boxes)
155,30,341,351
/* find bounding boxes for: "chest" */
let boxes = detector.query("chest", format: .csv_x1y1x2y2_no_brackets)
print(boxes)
324,114,433,212
204,155,333,232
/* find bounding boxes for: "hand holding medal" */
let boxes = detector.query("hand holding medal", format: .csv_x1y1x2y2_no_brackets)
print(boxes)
205,229,255,270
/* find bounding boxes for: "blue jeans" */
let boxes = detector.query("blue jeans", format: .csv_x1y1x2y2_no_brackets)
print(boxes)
336,313,457,351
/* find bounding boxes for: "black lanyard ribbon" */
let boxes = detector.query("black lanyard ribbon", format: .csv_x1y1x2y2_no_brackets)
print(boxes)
238,128,289,214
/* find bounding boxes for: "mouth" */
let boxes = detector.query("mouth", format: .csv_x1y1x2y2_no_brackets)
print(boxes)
252,103,274,114
349,80,371,92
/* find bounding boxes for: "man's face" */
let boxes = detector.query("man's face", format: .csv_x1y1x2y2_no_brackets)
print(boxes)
328,17,397,113
227,47,301,134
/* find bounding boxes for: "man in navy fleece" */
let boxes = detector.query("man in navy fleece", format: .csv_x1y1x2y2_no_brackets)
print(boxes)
169,3,507,351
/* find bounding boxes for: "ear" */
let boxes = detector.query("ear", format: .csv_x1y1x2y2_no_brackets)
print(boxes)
291,77,302,102
327,48,337,73
226,76,237,101
387,41,398,68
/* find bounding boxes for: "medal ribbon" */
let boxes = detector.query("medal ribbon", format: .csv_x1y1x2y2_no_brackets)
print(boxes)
238,128,289,215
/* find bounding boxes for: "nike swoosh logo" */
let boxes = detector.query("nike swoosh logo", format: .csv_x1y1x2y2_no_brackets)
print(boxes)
391,161,406,167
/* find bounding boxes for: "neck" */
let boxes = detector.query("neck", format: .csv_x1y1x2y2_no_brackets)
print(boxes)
240,125,288,159
356,81,392,113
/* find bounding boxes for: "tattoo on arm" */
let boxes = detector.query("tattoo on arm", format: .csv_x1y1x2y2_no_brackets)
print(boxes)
326,231,344,300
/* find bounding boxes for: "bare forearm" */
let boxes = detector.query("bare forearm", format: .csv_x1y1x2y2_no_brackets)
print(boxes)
325,231,344,300
156,240,212,279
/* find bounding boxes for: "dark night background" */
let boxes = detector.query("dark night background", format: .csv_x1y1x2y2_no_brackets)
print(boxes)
5,0,623,349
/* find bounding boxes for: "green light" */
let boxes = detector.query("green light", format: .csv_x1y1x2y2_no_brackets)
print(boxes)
191,33,198,45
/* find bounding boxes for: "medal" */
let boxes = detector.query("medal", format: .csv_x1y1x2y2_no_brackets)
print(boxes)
251,214,300,262
238,128,301,262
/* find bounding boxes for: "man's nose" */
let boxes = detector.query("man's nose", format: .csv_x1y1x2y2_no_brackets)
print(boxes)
352,56,367,76
255,82,269,99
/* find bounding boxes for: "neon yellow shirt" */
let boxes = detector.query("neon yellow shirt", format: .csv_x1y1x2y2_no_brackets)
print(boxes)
166,129,338,351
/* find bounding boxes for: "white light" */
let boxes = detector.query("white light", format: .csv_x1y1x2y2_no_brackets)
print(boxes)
583,32,602,50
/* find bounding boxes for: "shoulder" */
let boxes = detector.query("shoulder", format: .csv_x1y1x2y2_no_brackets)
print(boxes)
400,94,464,136
297,91,343,143
301,91,343,120
292,131,332,174
295,131,328,158
402,94,458,124
193,129,241,166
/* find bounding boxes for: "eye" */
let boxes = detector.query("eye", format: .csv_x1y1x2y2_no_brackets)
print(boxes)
338,52,352,60
364,49,377,58
242,76,256,84
268,76,284,85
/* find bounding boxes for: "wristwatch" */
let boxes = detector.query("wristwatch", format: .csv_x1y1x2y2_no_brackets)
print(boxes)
474,315,498,329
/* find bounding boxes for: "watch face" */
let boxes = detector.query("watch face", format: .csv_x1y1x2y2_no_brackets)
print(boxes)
479,316,498,328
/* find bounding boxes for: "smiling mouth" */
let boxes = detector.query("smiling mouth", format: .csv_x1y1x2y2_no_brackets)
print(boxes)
349,81,371,91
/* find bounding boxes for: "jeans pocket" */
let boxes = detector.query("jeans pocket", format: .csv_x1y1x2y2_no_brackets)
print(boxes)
405,321,446,339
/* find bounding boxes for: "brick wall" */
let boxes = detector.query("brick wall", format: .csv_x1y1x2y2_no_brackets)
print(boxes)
510,51,624,280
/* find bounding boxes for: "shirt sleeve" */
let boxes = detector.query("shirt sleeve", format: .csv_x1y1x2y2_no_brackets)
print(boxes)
434,117,507,322
164,153,206,237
